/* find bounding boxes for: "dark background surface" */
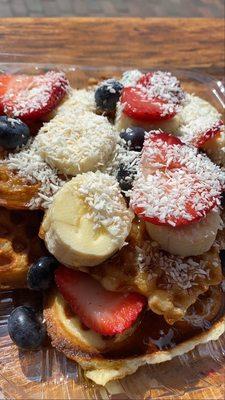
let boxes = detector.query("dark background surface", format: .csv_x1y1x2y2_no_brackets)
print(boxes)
0,0,224,18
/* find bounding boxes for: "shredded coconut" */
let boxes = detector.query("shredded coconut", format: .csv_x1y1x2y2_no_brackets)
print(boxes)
76,171,133,246
36,110,117,176
0,139,67,209
135,239,219,291
3,71,69,117
121,70,186,117
102,135,141,194
177,94,223,146
131,131,225,225
120,70,144,87
97,79,118,94
55,88,96,116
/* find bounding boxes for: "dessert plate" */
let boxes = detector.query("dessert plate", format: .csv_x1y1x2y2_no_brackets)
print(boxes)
0,63,224,400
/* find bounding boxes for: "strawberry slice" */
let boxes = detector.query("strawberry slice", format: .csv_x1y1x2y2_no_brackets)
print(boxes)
131,131,224,227
121,87,173,123
55,266,146,336
141,131,184,175
194,120,223,147
149,131,183,146
1,71,69,121
121,71,184,123
0,75,12,114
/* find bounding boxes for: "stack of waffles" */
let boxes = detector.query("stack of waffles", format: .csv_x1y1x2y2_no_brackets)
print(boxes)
0,68,224,386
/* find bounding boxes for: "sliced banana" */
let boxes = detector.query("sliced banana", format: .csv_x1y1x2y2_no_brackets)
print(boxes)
115,102,181,133
145,210,223,257
36,111,117,176
40,171,133,268
55,88,96,116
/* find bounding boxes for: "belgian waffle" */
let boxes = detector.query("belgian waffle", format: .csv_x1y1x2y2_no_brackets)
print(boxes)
90,220,223,324
44,285,225,386
0,207,46,289
0,165,40,210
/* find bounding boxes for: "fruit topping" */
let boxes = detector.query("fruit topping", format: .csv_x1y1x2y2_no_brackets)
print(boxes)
95,79,123,112
8,306,46,350
194,120,223,147
120,127,146,151
121,71,185,123
221,192,225,207
117,163,135,192
40,172,133,267
27,256,59,291
55,265,146,336
131,130,225,227
177,94,223,148
141,131,184,175
0,71,69,121
0,116,30,150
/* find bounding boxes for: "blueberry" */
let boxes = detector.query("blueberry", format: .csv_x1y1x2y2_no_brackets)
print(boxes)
117,164,134,192
95,79,123,112
0,116,30,150
219,250,225,275
221,192,225,208
120,127,145,151
27,256,59,291
8,306,46,350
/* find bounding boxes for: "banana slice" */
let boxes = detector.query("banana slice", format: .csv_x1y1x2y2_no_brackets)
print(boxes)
40,171,133,268
145,210,223,257
36,111,117,176
55,88,96,116
202,128,225,167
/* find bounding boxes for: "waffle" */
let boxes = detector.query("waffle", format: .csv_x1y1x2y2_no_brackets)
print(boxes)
0,165,39,210
44,285,225,386
90,220,223,324
0,207,46,289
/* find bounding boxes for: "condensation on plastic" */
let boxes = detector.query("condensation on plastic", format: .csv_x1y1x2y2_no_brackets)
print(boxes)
0,64,224,400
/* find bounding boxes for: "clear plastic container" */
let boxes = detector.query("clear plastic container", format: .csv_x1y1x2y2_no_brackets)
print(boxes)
0,64,224,400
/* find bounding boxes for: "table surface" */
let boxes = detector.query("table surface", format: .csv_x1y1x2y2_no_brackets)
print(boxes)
0,17,224,79
0,17,224,400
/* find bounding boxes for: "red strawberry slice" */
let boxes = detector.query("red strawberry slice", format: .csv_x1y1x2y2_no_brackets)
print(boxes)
121,87,174,123
131,131,223,227
194,120,223,147
149,131,183,146
133,193,217,227
0,75,12,114
141,131,184,175
55,266,146,336
1,71,69,121
121,71,184,123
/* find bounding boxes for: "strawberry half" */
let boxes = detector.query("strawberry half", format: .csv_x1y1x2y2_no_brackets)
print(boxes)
121,71,184,123
131,131,224,227
1,71,69,121
55,266,146,336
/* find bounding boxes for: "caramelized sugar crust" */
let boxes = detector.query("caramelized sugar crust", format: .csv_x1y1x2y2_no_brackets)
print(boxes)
0,207,46,289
